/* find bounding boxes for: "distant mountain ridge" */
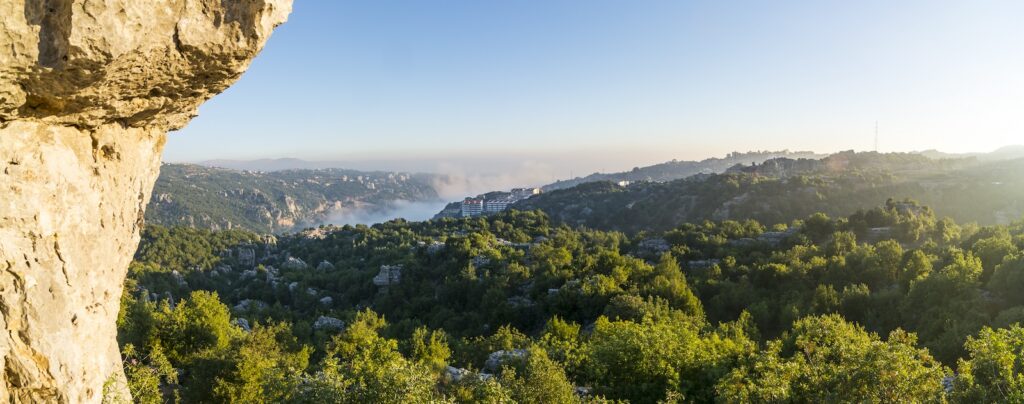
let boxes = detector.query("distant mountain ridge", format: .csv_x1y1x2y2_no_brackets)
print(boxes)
536,146,1024,193
198,158,351,172
916,145,1024,161
515,152,1024,233
146,164,442,233
542,150,825,191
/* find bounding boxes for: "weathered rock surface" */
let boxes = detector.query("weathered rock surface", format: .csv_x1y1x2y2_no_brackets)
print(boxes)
0,1,291,402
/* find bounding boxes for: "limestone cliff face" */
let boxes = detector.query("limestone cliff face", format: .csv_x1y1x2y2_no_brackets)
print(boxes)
0,1,291,402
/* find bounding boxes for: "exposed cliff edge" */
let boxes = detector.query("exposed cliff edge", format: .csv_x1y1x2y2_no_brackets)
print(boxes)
0,1,291,402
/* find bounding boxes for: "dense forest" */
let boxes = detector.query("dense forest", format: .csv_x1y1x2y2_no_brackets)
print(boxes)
120,183,1024,402
146,164,441,233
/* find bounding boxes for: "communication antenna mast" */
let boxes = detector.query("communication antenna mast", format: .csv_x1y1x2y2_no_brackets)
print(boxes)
874,121,879,153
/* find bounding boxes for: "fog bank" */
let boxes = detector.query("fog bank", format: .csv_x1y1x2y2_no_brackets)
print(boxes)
325,200,451,226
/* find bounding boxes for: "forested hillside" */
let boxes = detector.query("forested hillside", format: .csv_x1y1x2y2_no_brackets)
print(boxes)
518,152,1024,233
121,198,1024,402
543,150,824,191
146,164,441,233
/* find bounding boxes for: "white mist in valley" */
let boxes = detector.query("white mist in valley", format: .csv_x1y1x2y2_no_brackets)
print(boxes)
321,161,560,226
324,200,452,226
428,160,560,200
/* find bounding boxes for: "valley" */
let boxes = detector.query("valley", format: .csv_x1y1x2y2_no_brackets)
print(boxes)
122,150,1024,402
146,164,443,233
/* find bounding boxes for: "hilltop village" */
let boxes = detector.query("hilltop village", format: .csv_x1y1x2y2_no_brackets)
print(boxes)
434,187,543,219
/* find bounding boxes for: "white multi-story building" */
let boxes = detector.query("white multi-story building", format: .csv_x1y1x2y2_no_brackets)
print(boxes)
511,187,541,200
484,197,515,213
449,188,542,218
461,198,484,217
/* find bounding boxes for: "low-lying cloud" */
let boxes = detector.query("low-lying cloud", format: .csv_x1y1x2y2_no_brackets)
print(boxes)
321,161,560,226
324,200,452,226
428,160,560,200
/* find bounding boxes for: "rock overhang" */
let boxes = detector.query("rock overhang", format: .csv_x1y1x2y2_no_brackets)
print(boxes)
1,0,292,131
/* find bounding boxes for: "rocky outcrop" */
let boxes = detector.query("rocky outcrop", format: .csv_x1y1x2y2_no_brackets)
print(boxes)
0,1,291,402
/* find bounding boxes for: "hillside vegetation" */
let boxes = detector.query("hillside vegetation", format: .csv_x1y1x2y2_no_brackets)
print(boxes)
118,151,1024,402
122,200,1024,402
543,150,824,191
146,164,441,233
518,152,1023,233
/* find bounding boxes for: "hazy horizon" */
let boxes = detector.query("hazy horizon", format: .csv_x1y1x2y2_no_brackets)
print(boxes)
166,144,1020,176
164,1,1024,163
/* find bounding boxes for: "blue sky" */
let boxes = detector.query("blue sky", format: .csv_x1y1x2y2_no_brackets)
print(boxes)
166,0,1024,173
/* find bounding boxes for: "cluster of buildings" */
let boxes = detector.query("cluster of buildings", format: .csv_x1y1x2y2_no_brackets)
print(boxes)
329,172,413,190
459,197,511,217
436,187,542,219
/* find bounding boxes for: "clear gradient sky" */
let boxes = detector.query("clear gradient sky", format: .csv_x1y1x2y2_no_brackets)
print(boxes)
165,0,1024,173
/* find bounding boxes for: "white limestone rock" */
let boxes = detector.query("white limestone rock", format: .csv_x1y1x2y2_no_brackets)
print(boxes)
313,316,345,332
373,265,403,286
283,256,309,270
232,318,251,332
316,260,335,271
0,1,292,402
484,349,528,372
